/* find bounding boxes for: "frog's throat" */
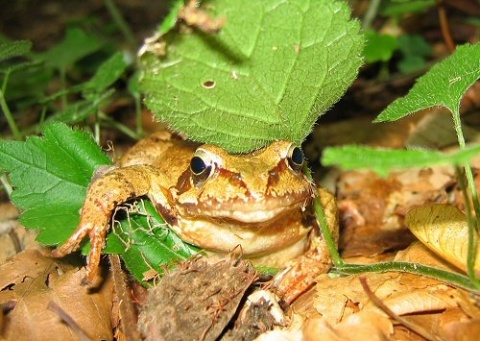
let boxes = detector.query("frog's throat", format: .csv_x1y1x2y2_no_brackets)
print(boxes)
165,208,314,258
202,236,310,268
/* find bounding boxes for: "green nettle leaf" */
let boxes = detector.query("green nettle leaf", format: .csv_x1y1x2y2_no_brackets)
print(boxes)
322,144,480,177
140,0,363,153
0,122,199,279
376,43,480,122
0,40,32,63
0,122,112,244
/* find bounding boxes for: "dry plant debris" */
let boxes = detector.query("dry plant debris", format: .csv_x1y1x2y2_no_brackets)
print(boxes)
138,255,260,341
0,250,114,341
279,243,480,341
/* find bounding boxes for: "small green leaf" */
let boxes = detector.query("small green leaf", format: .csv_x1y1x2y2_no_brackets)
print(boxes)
322,144,480,177
48,90,114,124
0,40,32,63
140,0,363,153
376,43,480,122
380,0,435,17
157,0,184,36
42,27,104,69
398,34,432,59
0,122,111,244
397,34,432,73
2,59,43,75
364,31,398,63
83,52,130,94
108,199,199,283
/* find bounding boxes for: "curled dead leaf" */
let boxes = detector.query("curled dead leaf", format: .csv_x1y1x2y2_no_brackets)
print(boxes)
405,204,480,273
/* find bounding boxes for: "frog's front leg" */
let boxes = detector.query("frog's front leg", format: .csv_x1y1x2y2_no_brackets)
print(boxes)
272,187,339,305
51,165,170,284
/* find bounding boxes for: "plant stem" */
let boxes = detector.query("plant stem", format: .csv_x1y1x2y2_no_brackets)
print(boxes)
313,195,343,266
456,166,480,288
0,86,21,140
451,109,480,287
98,112,140,140
60,67,68,109
451,110,480,222
104,0,137,48
304,165,343,266
336,262,479,293
0,173,13,196
362,0,381,31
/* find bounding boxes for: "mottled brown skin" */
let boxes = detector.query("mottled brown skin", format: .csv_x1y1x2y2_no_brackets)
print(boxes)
52,131,338,303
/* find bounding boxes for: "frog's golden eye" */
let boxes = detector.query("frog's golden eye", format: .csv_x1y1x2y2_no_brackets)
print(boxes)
287,145,304,171
190,150,215,185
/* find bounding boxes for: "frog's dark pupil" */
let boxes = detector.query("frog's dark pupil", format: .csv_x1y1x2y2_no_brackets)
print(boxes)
190,156,208,175
290,147,304,167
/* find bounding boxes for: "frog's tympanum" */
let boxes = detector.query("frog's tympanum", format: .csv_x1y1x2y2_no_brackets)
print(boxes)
52,131,338,304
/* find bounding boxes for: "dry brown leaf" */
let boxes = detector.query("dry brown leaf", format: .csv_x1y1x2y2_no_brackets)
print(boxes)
337,168,452,258
381,289,455,315
0,249,61,290
0,203,40,265
405,204,480,273
293,243,480,340
0,250,113,341
303,310,393,341
440,317,480,341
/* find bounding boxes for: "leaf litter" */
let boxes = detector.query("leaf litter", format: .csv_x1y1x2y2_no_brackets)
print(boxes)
0,250,114,341
3,153,480,340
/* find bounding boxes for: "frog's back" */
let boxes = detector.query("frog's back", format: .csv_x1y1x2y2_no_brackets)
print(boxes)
119,131,198,187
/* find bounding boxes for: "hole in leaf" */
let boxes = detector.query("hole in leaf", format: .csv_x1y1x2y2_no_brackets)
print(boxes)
202,80,216,89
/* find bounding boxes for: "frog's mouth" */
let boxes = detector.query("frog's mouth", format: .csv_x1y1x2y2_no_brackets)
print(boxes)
178,192,313,223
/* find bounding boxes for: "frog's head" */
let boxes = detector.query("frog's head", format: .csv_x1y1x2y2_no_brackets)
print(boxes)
174,141,314,223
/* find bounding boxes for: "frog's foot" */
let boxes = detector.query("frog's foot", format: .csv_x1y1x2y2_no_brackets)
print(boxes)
51,165,166,284
271,237,332,305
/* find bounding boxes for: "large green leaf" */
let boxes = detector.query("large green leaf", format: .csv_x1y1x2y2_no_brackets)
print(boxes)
140,0,363,153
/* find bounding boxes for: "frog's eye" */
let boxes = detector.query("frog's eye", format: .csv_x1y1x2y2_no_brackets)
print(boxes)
287,145,304,171
190,150,215,185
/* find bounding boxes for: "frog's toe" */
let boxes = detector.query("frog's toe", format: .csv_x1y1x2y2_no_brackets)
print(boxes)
51,221,107,284
83,224,109,284
51,223,93,258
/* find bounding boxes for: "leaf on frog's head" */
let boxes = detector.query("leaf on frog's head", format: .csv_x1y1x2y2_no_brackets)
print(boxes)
405,204,480,274
139,0,364,153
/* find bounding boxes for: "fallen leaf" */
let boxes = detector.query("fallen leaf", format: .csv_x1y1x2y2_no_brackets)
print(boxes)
405,204,480,273
0,250,113,341
293,243,480,340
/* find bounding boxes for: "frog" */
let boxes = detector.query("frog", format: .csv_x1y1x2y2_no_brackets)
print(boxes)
52,131,338,304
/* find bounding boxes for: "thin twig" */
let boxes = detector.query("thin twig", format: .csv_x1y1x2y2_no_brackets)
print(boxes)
359,277,440,341
48,301,92,341
437,2,455,52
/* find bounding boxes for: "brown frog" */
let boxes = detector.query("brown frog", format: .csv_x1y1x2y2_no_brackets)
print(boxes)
52,131,338,304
